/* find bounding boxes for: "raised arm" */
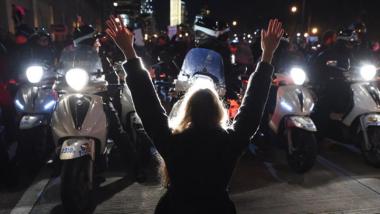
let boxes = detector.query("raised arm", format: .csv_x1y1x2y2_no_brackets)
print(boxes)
232,19,284,149
106,16,171,153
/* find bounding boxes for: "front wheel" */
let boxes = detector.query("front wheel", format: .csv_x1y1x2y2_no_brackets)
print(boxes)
286,128,318,173
61,156,93,214
360,127,380,167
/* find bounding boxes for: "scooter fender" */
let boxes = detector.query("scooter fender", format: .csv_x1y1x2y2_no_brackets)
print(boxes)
19,115,48,130
60,139,95,160
286,116,317,132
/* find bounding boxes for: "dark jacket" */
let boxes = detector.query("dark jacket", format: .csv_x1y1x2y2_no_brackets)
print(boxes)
123,58,274,214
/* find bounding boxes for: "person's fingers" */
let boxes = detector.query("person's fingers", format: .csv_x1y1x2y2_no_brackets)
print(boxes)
277,29,285,39
267,19,273,33
269,19,277,34
108,16,119,31
261,29,265,40
106,21,117,35
106,20,116,32
117,15,124,28
105,29,116,40
114,16,124,31
276,22,282,36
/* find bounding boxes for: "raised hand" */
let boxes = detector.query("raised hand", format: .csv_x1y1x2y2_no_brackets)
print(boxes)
261,19,284,64
105,15,137,60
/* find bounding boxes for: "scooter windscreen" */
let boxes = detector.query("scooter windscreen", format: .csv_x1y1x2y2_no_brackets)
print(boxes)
58,45,103,75
176,48,225,91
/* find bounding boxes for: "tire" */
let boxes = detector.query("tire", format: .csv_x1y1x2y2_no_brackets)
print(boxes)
360,127,380,167
61,156,93,214
286,128,318,173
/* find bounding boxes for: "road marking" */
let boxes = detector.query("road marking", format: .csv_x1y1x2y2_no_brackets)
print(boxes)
317,156,380,196
263,162,285,182
325,138,361,154
10,168,52,214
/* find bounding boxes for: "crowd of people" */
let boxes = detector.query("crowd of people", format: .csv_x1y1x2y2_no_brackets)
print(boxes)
1,11,380,213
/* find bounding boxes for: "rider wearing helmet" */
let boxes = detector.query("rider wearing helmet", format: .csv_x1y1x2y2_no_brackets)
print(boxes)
72,25,97,47
59,25,142,178
27,28,56,67
311,29,356,140
72,25,155,181
194,16,239,99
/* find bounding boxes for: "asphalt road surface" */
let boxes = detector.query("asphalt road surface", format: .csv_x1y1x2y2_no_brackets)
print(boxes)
2,139,380,214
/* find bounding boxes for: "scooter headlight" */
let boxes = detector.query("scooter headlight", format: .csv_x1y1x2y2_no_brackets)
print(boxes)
360,64,377,81
290,67,306,85
26,66,44,83
65,68,89,91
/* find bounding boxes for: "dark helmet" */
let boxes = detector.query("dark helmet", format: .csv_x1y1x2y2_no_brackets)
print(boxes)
29,28,51,45
72,25,96,46
194,16,220,46
194,16,218,36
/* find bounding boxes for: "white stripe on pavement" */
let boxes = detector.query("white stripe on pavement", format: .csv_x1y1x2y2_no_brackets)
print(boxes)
10,169,52,214
317,156,380,196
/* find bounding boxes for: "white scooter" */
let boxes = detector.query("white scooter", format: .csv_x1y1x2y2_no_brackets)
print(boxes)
322,61,380,166
258,67,318,173
51,45,112,213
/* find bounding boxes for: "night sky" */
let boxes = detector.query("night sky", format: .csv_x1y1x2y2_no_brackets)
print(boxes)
156,0,380,39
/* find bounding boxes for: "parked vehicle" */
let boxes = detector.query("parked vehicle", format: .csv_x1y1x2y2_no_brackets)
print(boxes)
256,67,318,173
319,61,380,166
14,63,57,166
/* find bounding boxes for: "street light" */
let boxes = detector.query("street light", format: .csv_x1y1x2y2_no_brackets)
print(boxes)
304,32,309,38
232,21,238,26
291,6,298,13
113,2,118,7
311,27,319,34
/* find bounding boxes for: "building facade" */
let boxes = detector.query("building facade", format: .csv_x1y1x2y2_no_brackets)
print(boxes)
0,0,111,34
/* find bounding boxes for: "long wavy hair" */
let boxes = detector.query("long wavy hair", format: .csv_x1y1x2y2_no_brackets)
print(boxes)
170,86,228,133
161,86,228,187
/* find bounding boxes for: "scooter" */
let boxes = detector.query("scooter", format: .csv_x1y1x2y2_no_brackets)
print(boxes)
14,63,57,166
320,61,380,166
51,45,113,213
256,67,318,173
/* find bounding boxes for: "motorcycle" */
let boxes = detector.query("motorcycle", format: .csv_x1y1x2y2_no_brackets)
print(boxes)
256,66,318,173
170,48,226,120
14,63,57,166
51,45,114,213
320,61,380,166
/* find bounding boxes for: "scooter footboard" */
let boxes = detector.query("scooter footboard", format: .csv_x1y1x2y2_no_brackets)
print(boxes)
60,139,95,160
286,116,317,132
19,115,49,130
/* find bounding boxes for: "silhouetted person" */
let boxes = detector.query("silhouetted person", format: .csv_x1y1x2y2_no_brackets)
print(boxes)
106,17,284,214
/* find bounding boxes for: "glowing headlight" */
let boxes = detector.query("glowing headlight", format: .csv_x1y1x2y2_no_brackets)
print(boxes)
192,76,215,90
290,68,306,85
65,68,89,91
26,66,44,83
360,64,377,81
